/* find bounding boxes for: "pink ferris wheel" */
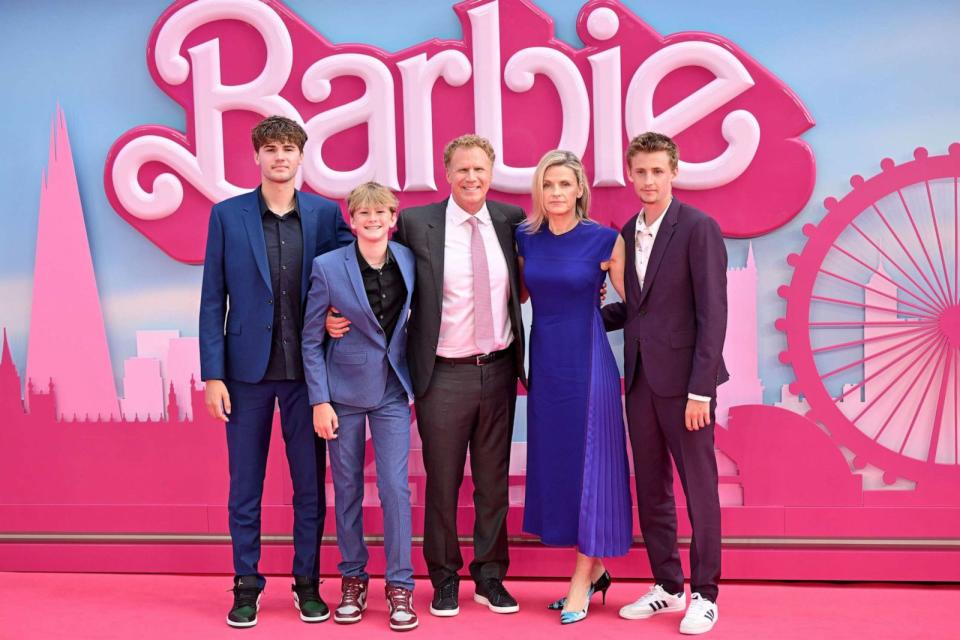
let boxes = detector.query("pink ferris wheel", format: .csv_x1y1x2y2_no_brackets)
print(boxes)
778,144,960,485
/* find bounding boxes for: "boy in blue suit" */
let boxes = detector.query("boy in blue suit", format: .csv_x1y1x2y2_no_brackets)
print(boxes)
199,116,353,628
302,182,418,632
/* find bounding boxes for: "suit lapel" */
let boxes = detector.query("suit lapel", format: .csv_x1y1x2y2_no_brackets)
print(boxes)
298,192,318,303
488,203,517,285
240,191,272,293
638,199,680,307
425,202,446,313
344,244,382,333
391,241,416,350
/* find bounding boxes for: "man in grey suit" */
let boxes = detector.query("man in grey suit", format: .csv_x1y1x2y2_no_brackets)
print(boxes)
328,135,526,618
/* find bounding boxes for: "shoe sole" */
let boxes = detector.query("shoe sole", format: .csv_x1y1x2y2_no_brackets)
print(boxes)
429,605,460,617
225,618,257,628
389,620,420,631
680,621,717,635
619,604,685,620
473,594,519,614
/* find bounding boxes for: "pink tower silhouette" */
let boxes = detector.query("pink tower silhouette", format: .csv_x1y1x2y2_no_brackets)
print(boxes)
0,328,24,415
25,108,119,419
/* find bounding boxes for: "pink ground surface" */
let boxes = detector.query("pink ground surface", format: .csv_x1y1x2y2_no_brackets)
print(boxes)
1,573,957,640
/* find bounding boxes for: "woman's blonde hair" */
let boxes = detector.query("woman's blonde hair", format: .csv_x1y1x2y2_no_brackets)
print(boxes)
522,150,591,234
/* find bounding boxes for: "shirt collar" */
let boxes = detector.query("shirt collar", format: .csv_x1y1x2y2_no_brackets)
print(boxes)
446,197,491,227
258,186,300,219
637,198,671,237
355,242,395,272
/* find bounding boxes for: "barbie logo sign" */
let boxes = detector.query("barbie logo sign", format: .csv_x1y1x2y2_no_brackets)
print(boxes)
105,0,815,263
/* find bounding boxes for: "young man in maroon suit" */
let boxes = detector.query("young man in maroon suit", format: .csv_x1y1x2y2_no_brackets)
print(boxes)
602,132,728,635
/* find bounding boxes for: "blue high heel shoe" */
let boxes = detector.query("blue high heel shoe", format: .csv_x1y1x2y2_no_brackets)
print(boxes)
560,586,595,625
547,571,612,610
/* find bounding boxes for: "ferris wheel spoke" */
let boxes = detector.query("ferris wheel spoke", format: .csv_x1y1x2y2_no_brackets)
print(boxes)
897,189,951,306
923,180,953,303
810,320,935,328
817,327,937,380
895,340,949,455
925,346,955,463
853,337,945,436
811,324,934,355
832,240,944,312
954,177,958,304
870,205,950,309
810,294,936,319
819,268,941,316
836,331,941,403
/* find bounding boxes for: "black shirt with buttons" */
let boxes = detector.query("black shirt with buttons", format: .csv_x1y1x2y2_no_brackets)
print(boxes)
356,243,406,342
259,188,304,381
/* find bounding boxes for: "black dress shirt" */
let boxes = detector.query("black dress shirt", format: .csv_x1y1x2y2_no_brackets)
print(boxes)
260,189,304,381
356,244,406,342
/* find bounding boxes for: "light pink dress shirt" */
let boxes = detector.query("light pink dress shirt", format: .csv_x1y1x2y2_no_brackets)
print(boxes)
437,199,513,357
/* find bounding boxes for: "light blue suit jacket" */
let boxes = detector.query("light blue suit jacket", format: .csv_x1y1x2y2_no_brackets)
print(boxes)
301,241,415,408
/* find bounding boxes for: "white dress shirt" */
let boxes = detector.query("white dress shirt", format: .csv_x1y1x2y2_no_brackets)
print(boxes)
634,202,711,402
437,199,513,357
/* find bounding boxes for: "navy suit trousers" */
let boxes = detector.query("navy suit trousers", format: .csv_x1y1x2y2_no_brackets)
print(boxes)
225,379,325,587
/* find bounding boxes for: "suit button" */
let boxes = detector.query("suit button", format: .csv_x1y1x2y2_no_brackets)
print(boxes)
268,299,273,305
638,309,647,317
266,324,272,331
377,329,384,335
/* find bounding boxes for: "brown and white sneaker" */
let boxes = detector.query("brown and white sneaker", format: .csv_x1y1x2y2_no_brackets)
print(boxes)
385,584,418,631
334,576,368,624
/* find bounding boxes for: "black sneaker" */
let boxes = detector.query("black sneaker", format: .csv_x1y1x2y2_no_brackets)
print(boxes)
429,576,460,617
227,575,262,628
473,578,519,614
292,576,330,623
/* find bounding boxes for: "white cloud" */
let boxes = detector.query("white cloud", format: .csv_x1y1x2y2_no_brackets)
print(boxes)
103,285,201,334
0,275,33,333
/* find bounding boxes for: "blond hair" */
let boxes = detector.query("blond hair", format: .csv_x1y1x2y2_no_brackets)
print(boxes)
522,150,591,234
346,181,398,216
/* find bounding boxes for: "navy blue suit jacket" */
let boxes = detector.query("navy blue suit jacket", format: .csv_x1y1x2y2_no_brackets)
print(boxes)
602,198,729,398
301,241,415,408
199,188,353,383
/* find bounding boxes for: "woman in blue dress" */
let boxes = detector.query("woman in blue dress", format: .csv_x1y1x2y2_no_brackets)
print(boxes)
517,150,632,624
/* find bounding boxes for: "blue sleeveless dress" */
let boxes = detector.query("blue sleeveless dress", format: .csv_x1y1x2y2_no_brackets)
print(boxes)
517,221,632,557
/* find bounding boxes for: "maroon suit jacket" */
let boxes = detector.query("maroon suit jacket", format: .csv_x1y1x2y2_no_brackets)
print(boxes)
602,197,729,398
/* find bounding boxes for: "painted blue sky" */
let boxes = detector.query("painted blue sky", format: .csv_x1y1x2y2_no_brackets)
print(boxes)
1,0,959,401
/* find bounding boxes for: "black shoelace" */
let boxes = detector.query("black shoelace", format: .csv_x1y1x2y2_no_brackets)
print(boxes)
233,585,259,608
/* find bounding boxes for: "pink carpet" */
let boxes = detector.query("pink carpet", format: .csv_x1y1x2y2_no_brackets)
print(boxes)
1,572,956,639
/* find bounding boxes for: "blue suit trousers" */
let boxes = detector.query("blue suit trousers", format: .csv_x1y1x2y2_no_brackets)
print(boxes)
225,379,325,588
328,369,414,589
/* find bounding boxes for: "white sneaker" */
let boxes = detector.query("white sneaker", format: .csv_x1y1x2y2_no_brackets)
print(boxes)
679,592,718,634
619,584,686,620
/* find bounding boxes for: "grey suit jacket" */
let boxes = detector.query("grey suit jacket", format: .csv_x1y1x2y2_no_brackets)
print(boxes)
393,198,527,397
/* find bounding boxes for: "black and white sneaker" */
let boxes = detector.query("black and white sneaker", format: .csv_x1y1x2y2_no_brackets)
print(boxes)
679,592,718,634
430,576,460,617
227,575,262,628
473,578,519,614
619,583,686,620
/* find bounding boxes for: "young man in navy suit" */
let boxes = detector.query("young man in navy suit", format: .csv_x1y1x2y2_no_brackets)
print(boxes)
603,133,728,635
302,182,418,632
199,116,353,628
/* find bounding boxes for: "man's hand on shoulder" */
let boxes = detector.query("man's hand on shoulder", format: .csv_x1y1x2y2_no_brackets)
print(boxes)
205,379,231,422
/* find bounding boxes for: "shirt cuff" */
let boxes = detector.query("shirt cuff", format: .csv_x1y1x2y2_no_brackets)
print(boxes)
687,393,712,402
